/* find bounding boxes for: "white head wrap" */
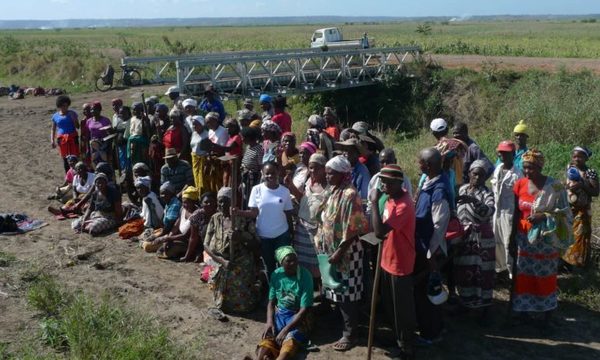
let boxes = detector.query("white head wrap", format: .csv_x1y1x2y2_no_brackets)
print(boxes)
182,98,197,108
217,187,232,199
132,162,150,172
134,176,151,189
326,155,352,174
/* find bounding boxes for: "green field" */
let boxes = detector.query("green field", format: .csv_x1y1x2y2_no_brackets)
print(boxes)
3,20,600,91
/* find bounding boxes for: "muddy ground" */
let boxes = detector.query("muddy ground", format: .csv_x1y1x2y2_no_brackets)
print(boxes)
1,57,600,359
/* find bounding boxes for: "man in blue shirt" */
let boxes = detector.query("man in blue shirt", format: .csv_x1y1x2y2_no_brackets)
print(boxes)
198,85,225,124
336,138,370,201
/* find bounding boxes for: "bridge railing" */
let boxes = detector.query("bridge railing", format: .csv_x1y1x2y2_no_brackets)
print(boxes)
122,46,420,97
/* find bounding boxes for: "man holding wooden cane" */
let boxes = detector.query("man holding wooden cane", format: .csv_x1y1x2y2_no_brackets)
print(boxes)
370,165,417,360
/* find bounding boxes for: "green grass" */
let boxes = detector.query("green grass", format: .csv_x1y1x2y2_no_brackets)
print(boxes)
0,251,16,267
21,276,194,360
4,20,600,92
559,270,600,311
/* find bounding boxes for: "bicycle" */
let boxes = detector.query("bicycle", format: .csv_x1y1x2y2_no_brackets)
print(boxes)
95,64,142,92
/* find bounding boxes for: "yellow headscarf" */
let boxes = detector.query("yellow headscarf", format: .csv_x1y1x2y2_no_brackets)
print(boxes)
513,120,528,135
182,185,199,201
249,119,262,129
522,148,544,169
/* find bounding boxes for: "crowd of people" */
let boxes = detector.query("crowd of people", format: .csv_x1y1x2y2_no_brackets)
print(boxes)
47,84,598,360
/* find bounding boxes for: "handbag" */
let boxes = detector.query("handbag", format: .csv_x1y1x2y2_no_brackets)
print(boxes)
317,254,346,291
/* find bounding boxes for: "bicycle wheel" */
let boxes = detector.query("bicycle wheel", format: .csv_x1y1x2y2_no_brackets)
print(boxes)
95,77,112,92
127,70,142,86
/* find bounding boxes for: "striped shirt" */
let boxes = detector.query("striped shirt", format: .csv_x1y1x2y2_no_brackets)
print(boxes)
242,143,264,173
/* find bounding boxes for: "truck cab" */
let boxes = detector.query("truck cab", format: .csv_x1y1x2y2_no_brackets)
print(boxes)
310,27,370,49
311,28,344,48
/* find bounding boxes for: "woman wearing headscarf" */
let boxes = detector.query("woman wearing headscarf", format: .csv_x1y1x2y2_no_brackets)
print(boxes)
315,155,368,352
261,120,282,164
146,185,199,260
512,149,572,330
204,187,260,317
562,146,599,268
183,191,217,263
135,176,163,230
256,246,314,360
240,126,264,209
285,153,328,279
306,114,334,160
51,95,79,173
162,109,190,162
71,173,122,235
48,161,95,218
454,160,496,319
292,141,317,191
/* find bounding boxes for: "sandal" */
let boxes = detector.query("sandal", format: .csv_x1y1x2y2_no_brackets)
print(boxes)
207,307,228,322
332,336,354,352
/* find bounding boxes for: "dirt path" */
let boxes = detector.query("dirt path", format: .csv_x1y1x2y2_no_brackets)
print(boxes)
429,54,600,74
1,84,599,359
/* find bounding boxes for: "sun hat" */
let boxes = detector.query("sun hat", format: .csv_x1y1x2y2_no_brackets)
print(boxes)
351,121,369,135
163,148,178,159
165,86,180,95
496,140,516,152
430,118,448,132
335,138,367,156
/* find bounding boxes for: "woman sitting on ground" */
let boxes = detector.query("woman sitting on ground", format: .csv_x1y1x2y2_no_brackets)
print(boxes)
72,173,123,235
140,181,182,247
48,161,95,217
255,246,313,360
143,186,199,259
182,192,218,262
48,154,79,201
135,176,164,230
204,187,260,317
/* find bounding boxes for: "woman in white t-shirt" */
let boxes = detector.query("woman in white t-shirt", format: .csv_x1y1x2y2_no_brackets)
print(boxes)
235,161,294,277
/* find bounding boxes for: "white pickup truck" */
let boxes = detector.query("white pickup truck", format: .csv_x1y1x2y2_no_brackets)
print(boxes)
310,27,372,50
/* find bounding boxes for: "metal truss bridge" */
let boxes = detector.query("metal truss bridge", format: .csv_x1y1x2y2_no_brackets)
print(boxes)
122,46,421,98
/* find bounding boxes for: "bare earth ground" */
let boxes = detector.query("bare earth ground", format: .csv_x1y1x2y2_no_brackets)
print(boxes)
1,56,600,359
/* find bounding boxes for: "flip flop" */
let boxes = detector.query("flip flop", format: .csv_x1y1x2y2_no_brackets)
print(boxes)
332,337,354,352
207,307,228,322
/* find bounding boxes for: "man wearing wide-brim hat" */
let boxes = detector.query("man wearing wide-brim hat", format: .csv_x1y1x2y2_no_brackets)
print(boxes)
335,138,371,200
160,148,194,196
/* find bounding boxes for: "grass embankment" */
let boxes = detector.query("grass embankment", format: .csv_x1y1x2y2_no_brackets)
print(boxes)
3,20,600,92
0,253,196,360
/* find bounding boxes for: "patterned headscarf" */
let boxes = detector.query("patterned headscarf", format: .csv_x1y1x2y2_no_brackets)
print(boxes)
469,159,490,174
275,245,296,264
522,148,545,169
261,120,282,134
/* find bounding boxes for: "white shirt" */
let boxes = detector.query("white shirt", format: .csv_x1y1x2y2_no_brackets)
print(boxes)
190,130,209,156
208,126,229,146
129,116,144,136
73,172,95,195
141,192,164,228
248,183,294,238
491,163,522,214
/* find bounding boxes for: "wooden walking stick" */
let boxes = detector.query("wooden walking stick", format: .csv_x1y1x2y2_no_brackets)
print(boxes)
366,236,384,360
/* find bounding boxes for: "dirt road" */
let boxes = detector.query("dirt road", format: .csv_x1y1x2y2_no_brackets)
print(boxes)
429,54,600,74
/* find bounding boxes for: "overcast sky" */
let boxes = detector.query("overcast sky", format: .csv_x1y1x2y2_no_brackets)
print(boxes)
3,0,600,20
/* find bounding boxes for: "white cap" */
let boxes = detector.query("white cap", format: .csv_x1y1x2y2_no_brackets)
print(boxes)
165,86,180,95
182,98,197,108
428,288,449,305
430,118,447,132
